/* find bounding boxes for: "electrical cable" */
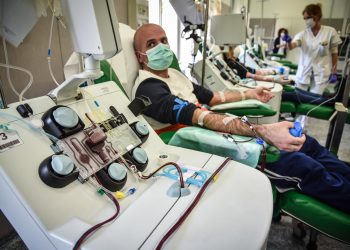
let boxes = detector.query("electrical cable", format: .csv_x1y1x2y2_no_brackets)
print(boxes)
155,157,232,250
1,38,33,102
72,191,120,250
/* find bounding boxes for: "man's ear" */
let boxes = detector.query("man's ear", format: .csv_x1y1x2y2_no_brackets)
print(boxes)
135,51,144,64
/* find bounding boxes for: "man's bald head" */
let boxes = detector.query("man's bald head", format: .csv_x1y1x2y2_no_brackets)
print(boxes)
133,23,166,51
133,23,170,74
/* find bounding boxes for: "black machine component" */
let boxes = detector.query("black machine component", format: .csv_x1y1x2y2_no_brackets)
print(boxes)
95,162,127,192
124,147,148,172
16,103,33,118
130,121,150,143
128,95,151,117
42,105,85,139
38,154,79,188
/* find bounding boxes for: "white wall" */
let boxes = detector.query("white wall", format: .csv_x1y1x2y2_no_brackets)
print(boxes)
248,0,350,63
0,0,129,105
249,0,348,19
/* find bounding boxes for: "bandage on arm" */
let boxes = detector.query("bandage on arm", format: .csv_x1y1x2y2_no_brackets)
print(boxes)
197,110,211,127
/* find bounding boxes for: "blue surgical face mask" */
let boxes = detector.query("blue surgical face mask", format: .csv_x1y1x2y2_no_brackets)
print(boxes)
141,43,173,71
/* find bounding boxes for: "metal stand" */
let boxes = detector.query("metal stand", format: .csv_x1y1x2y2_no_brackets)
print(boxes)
200,0,210,87
325,60,350,155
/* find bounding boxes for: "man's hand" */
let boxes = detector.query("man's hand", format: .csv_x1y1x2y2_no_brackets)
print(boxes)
245,86,274,103
259,121,306,151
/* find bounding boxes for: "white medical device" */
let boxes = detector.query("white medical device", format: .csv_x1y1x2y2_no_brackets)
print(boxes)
49,0,122,103
0,2,273,248
0,0,39,47
192,14,247,91
210,14,246,46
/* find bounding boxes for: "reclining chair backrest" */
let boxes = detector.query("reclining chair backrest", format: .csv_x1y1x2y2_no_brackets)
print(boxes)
110,23,139,99
110,23,181,100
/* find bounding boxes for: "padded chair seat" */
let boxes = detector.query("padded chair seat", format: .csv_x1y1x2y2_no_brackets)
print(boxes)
297,104,335,120
280,101,296,113
168,127,264,167
270,53,286,59
279,190,350,243
297,104,350,123
277,60,298,70
211,99,277,116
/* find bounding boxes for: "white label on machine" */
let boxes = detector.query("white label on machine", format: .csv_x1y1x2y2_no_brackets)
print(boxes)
0,129,23,153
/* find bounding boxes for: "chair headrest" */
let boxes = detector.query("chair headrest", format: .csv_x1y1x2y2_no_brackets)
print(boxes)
110,23,139,99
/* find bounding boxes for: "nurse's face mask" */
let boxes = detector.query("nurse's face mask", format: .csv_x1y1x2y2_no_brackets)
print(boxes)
139,43,173,71
305,17,315,29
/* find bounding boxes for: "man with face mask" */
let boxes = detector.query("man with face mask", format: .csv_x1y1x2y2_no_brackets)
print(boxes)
132,23,350,214
284,3,342,94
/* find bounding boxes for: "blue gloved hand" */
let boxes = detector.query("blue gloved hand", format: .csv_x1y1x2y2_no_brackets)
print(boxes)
282,34,292,43
329,73,337,83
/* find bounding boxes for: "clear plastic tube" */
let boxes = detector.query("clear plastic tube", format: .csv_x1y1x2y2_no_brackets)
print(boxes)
0,62,33,103
47,8,60,86
2,37,30,100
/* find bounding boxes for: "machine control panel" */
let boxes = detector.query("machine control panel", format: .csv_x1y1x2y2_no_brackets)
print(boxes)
38,103,149,191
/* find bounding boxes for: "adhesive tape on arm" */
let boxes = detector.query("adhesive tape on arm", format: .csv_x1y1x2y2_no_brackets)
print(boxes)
218,91,226,103
239,89,245,101
198,111,211,127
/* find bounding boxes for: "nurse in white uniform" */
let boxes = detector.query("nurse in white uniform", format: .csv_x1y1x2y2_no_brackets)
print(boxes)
284,3,342,94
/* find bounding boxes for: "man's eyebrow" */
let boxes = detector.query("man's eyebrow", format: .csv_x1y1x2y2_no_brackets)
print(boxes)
146,38,157,45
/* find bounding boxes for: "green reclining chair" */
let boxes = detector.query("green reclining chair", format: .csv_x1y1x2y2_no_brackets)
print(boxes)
96,23,350,249
279,84,350,125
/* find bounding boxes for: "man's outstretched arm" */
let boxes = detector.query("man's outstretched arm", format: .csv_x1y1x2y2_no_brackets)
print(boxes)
208,86,274,106
192,109,305,152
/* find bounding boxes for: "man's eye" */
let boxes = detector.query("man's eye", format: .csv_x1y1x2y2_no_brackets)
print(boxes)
148,42,156,48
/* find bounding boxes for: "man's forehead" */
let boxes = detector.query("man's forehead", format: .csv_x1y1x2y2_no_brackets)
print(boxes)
142,26,166,40
134,24,166,50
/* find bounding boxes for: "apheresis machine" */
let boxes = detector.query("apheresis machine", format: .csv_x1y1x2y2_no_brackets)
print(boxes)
0,1,273,249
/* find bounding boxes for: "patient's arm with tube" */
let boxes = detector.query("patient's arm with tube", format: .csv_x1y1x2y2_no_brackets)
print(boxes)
50,0,122,103
191,109,306,152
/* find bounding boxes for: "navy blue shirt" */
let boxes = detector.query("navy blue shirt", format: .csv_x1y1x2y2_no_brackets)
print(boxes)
135,77,213,126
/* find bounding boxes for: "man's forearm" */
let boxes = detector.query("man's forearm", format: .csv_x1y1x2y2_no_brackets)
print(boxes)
209,90,244,106
192,109,262,137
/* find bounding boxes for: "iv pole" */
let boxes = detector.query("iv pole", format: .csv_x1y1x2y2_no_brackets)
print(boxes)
200,0,210,87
